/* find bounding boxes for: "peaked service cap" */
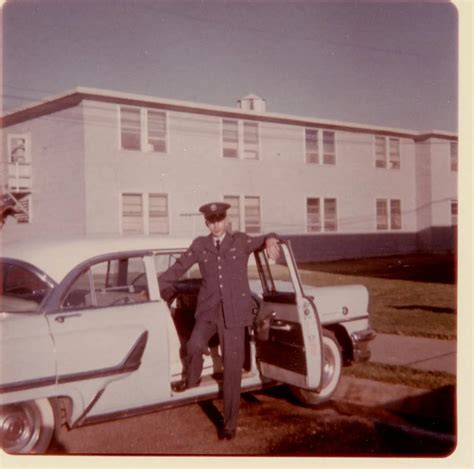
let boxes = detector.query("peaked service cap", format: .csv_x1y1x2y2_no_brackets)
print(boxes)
199,202,231,222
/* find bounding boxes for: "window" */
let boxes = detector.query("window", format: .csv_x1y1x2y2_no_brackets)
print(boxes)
451,200,457,226
375,136,400,169
305,129,319,164
376,199,402,230
244,196,261,234
324,198,337,231
323,131,336,165
305,129,335,165
222,119,259,159
120,107,141,151
390,199,401,230
0,262,52,313
62,257,149,309
122,193,169,235
376,199,388,229
306,198,337,232
149,194,169,234
306,198,321,232
450,141,458,172
147,110,167,152
375,136,386,168
122,193,144,234
223,195,241,232
389,138,400,169
222,119,239,158
120,106,167,153
243,122,259,159
8,134,30,163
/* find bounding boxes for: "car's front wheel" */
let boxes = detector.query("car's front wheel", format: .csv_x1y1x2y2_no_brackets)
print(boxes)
290,330,342,406
0,398,56,454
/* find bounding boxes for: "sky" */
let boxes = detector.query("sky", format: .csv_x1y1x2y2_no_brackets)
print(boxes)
2,0,459,132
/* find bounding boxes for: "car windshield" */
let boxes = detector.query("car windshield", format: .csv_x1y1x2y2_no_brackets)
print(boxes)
0,261,53,313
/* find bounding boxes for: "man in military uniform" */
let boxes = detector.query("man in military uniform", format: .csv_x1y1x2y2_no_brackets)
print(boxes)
158,202,280,440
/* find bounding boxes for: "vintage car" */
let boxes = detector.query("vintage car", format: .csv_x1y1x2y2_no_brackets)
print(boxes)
0,236,374,454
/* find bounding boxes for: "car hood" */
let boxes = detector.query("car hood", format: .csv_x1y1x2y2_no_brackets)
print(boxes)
249,280,369,320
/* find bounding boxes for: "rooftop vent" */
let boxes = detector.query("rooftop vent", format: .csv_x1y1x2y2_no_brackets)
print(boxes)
237,94,266,112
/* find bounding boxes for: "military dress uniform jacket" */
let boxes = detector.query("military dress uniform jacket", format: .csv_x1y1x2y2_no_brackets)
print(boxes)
158,231,278,329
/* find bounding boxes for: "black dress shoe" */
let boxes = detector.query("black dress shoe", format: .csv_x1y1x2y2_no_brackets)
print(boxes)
218,428,236,440
172,379,201,393
171,380,188,392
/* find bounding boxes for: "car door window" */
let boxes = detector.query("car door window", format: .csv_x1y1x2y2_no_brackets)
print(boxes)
0,262,52,313
61,256,149,309
255,249,296,303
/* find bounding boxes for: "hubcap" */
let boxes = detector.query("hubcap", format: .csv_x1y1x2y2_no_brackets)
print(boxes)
0,403,40,453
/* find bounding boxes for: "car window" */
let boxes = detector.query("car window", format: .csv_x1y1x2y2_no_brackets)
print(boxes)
0,262,52,313
61,256,150,309
255,249,296,303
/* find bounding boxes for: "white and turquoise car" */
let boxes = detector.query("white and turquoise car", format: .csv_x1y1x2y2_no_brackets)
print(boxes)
0,236,374,453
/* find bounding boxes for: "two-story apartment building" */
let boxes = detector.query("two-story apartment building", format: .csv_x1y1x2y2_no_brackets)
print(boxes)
0,87,457,261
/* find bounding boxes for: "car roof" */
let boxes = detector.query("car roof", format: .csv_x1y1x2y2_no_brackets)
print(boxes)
1,236,191,283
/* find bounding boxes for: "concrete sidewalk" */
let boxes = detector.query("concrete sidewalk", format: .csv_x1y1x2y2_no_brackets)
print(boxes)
369,333,457,374
332,332,457,442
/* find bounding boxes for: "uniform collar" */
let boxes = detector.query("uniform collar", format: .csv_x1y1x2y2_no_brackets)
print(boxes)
207,232,231,253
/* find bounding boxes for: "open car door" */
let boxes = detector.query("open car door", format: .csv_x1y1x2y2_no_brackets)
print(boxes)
254,242,324,391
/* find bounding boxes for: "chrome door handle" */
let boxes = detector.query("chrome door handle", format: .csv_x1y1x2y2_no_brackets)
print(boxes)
270,321,293,332
55,313,82,323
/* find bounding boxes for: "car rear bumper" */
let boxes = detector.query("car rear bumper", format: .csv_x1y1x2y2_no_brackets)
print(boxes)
351,327,376,362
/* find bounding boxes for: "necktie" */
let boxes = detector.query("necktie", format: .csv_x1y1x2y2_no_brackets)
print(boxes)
216,239,221,251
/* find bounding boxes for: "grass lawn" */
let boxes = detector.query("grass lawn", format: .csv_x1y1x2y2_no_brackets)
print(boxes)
342,362,456,390
297,254,456,340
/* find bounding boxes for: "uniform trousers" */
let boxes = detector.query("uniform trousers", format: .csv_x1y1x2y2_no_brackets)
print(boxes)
185,304,246,433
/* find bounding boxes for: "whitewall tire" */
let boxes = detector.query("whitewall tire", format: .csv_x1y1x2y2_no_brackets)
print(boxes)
290,330,342,406
0,398,56,454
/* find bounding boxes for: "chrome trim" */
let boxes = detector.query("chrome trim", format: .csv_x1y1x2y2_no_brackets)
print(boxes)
351,327,376,343
351,327,376,362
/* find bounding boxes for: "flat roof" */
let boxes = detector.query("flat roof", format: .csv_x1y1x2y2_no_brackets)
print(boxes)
0,86,457,141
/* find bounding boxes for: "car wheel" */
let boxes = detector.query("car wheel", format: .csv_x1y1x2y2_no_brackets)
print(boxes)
290,330,342,406
0,398,56,454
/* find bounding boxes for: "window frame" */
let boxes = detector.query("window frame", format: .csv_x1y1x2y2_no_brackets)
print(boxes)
222,119,260,160
148,193,170,235
119,106,168,154
244,196,262,234
8,134,31,163
450,141,458,172
306,197,338,233
375,135,401,170
60,255,151,310
304,128,336,165
121,192,170,235
376,198,402,231
306,197,321,232
451,200,458,226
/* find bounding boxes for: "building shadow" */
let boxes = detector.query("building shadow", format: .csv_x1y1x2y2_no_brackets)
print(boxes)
391,305,456,315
